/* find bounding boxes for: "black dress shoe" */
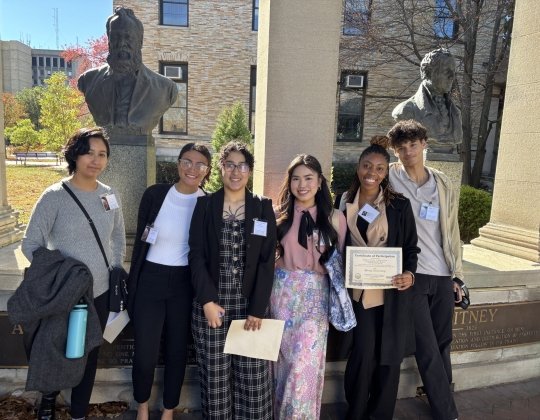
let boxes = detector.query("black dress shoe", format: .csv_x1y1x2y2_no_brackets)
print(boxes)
37,392,58,420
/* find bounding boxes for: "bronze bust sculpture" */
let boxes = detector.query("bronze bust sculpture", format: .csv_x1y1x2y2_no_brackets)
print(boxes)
78,7,177,135
392,48,462,150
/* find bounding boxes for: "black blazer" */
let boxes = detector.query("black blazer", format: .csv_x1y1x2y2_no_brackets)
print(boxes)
346,194,420,365
188,188,277,319
127,183,176,315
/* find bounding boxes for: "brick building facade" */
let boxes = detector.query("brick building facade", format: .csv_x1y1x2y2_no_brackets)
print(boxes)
116,0,505,178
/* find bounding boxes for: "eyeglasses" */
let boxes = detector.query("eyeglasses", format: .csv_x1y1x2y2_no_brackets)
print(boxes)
178,159,209,173
223,162,251,173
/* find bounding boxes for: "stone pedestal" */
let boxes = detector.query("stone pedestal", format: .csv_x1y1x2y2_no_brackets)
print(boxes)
426,151,463,197
471,0,540,262
100,133,156,260
253,0,342,199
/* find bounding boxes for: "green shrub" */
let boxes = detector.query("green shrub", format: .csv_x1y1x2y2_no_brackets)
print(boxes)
458,185,492,243
331,162,356,196
206,102,253,192
156,161,178,184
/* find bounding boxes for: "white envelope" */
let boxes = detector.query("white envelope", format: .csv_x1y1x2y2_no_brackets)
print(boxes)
103,310,130,343
224,319,285,361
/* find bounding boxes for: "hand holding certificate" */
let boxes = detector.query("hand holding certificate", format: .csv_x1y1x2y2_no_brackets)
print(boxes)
345,247,402,289
224,319,285,361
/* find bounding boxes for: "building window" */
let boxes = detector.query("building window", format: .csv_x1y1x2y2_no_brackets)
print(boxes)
252,0,259,31
45,57,51,67
336,71,367,142
161,0,188,27
249,66,257,134
434,0,458,39
32,57,37,66
53,57,58,67
38,57,44,66
343,0,372,36
60,58,65,68
160,63,188,134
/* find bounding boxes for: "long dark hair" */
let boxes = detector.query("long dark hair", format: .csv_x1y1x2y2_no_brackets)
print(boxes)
275,154,337,262
344,135,399,206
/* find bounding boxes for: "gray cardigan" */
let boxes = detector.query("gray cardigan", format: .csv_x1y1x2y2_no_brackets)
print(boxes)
8,248,103,393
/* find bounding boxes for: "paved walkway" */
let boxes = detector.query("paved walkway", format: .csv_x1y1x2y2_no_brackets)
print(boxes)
97,377,540,419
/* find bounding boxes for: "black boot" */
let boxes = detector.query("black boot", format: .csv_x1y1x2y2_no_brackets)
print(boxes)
37,392,58,420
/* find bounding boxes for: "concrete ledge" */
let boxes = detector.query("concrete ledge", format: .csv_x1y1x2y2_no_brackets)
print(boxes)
1,242,539,408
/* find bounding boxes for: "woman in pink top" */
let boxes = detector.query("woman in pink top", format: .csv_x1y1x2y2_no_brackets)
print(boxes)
270,154,346,419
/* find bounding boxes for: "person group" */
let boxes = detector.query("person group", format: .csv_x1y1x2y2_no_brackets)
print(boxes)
17,118,464,420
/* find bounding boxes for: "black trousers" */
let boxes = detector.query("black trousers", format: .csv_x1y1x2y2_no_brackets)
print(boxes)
70,290,109,418
344,303,401,420
132,262,193,409
413,273,458,420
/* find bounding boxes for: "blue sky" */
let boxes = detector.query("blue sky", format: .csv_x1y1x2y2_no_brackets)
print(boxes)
0,0,112,49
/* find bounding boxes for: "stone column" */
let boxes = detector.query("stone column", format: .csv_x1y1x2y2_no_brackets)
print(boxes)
253,0,342,199
0,49,24,247
471,0,540,262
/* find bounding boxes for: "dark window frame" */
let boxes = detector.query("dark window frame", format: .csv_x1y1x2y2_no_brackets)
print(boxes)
434,0,459,39
159,62,188,135
343,0,372,36
336,70,368,143
252,0,259,31
160,0,189,27
249,66,257,135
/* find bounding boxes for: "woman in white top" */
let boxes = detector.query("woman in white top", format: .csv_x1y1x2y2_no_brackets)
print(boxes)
128,143,211,420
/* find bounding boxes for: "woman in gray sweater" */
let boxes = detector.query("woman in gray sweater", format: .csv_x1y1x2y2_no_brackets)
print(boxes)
22,127,126,420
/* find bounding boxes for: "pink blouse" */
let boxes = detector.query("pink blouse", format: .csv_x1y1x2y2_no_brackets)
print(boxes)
276,204,347,274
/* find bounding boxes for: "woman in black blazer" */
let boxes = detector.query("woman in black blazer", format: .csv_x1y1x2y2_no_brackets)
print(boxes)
342,136,420,420
189,142,276,419
128,143,211,420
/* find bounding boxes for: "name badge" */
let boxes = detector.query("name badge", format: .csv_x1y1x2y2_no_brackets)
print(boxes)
100,193,119,211
252,219,268,237
420,203,439,222
141,224,159,244
358,203,380,223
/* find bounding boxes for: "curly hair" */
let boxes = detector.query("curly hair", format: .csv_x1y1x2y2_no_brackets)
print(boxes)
386,119,428,150
218,141,254,171
420,48,454,81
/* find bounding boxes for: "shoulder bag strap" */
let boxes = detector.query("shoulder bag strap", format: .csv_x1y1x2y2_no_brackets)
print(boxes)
62,182,110,270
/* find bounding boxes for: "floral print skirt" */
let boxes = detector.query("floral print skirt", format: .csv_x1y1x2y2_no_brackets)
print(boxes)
270,267,329,420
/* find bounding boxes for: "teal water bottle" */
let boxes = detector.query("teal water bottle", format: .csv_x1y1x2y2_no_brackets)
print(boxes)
66,299,88,359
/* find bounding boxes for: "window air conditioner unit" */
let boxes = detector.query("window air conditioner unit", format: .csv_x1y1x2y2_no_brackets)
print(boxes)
164,66,182,79
345,74,364,88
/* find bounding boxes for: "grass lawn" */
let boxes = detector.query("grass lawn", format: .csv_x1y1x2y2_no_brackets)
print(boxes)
6,165,67,226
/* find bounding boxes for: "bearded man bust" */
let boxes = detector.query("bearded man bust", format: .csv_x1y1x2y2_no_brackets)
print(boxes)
78,7,177,135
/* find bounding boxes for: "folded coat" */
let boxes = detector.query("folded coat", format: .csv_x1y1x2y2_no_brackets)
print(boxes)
8,247,102,393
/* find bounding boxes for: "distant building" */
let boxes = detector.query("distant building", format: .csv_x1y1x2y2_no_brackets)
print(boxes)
0,41,32,93
0,41,77,93
31,49,75,87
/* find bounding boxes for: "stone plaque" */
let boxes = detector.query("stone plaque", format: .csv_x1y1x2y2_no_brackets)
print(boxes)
0,313,196,367
451,301,540,352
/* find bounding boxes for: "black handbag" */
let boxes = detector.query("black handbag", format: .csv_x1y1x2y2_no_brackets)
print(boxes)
62,182,128,312
454,278,470,310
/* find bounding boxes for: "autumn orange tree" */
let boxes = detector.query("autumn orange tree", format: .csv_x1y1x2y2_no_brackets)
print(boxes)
61,35,108,87
2,93,27,128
